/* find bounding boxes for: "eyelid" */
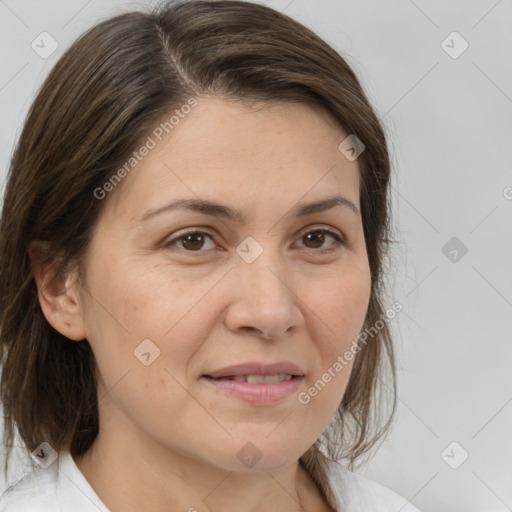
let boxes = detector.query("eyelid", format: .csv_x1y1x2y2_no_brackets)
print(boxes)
296,224,344,241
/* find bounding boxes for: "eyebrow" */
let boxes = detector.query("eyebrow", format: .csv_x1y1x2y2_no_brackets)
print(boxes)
140,194,360,223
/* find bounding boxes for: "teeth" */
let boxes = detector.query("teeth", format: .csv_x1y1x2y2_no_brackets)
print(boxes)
230,374,293,383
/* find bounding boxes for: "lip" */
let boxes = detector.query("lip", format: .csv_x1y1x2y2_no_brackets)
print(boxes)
201,375,305,405
201,361,306,405
204,362,305,379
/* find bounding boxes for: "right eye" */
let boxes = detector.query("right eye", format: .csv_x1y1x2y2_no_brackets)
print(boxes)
163,230,217,253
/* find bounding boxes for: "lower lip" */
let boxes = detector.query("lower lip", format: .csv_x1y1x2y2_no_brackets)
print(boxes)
201,376,304,404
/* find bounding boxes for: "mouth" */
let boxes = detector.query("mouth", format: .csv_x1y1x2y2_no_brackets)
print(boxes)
200,361,306,404
203,361,305,380
202,374,298,384
201,372,305,405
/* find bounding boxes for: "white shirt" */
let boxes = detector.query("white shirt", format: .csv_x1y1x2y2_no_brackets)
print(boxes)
0,451,421,511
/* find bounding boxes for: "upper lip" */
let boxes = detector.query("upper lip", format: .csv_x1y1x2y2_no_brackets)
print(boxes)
204,362,305,379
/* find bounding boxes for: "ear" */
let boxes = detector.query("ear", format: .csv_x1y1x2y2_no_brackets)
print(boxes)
28,241,87,341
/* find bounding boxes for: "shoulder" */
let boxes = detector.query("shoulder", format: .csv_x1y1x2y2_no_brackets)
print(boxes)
0,462,60,511
0,450,109,512
325,458,422,512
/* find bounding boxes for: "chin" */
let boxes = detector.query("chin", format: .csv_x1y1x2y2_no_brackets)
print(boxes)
204,437,308,474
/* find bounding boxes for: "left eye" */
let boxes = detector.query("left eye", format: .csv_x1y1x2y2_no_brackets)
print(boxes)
295,229,345,253
164,228,345,254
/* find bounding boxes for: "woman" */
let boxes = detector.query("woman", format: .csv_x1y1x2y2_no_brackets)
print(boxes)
0,1,420,510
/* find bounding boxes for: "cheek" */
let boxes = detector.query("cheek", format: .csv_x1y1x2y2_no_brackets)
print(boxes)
294,263,370,408
82,254,214,390
310,263,371,349
85,252,185,335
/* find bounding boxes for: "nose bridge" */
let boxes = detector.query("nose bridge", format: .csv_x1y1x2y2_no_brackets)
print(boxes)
235,235,289,300
229,234,299,334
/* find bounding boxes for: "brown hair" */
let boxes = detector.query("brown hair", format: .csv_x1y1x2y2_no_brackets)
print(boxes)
0,0,396,504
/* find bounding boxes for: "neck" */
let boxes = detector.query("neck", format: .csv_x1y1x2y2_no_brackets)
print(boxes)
74,426,331,512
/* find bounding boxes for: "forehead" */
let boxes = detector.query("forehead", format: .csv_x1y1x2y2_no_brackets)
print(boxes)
104,97,361,223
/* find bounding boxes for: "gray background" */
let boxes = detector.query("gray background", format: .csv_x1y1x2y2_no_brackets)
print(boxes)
0,1,511,511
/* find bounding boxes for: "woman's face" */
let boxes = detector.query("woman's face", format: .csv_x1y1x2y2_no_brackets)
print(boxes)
77,97,371,471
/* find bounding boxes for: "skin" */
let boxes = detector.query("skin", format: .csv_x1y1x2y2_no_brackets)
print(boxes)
29,97,372,512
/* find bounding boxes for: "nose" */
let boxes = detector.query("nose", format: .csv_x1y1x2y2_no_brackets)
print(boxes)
223,241,305,340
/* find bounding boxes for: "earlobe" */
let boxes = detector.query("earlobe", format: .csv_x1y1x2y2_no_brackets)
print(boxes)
28,240,87,341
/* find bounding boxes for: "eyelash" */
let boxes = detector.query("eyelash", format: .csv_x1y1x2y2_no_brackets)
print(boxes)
163,227,346,255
